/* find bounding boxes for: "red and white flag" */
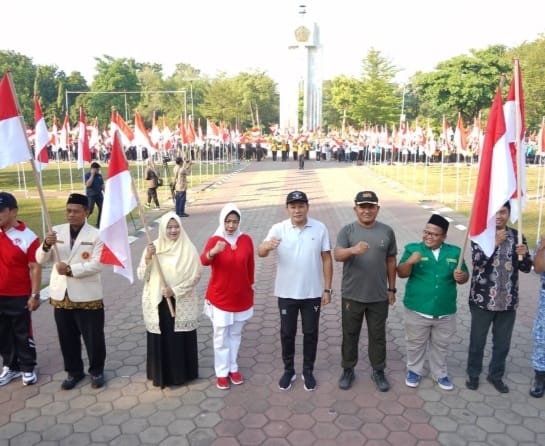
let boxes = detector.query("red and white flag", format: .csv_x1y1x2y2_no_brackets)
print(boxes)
111,110,134,147
134,111,157,154
33,96,50,170
454,112,467,153
504,60,526,223
469,85,516,257
0,73,31,168
77,106,91,169
50,116,60,152
59,114,70,151
99,129,137,283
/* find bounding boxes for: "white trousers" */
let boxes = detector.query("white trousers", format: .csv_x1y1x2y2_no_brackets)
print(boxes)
213,320,245,377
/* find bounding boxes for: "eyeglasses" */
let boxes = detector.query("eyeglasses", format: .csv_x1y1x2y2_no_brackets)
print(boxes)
423,230,444,238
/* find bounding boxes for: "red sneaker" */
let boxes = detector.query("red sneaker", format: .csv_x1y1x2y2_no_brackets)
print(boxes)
216,377,230,390
229,371,244,385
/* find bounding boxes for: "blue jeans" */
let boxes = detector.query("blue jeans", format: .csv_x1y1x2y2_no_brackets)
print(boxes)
175,190,187,216
466,303,516,380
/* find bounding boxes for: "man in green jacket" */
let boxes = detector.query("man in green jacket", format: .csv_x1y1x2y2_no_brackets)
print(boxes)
397,214,469,390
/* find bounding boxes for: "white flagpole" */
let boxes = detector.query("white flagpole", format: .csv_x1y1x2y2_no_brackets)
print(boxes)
513,59,524,249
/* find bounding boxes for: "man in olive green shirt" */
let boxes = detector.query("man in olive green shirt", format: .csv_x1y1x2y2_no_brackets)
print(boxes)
397,214,469,391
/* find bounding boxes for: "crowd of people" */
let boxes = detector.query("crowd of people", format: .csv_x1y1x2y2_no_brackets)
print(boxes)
1,184,545,402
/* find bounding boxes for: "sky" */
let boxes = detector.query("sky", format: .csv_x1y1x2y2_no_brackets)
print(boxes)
2,0,544,85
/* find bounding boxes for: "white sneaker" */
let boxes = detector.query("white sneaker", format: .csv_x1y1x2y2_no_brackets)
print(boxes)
22,370,38,386
0,366,22,386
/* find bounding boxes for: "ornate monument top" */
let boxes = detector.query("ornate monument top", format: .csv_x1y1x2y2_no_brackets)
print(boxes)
294,25,311,43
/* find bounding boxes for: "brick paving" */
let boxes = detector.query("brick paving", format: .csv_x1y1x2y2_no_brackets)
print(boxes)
1,158,544,445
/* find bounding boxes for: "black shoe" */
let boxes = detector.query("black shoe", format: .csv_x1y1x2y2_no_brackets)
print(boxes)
278,370,296,390
530,371,545,398
302,370,316,391
181,213,189,217
466,376,479,390
372,369,390,392
339,368,355,390
61,373,85,390
487,377,509,393
91,373,105,389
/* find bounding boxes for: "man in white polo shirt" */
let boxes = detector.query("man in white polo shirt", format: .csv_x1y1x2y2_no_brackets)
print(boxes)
258,191,333,391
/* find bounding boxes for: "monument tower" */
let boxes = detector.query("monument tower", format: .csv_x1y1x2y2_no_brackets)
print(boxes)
279,5,322,133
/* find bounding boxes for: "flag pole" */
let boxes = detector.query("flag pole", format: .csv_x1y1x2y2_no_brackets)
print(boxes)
513,59,524,251
6,72,59,260
457,74,506,269
112,109,175,318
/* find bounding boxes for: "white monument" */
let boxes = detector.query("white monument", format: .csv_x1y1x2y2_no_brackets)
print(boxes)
279,6,322,133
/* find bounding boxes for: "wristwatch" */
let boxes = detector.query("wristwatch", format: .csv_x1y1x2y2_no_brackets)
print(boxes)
324,288,333,294
30,293,40,300
387,287,397,293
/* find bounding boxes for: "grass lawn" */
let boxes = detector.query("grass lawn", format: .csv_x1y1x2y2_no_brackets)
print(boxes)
368,161,545,249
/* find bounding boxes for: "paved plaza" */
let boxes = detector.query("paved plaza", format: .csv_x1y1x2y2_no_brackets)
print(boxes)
1,158,544,446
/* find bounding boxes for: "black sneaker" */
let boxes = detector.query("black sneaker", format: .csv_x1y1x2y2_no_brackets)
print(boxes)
278,370,296,390
338,368,355,390
372,369,390,392
302,370,316,391
487,377,509,393
91,373,105,389
61,373,85,390
465,376,479,390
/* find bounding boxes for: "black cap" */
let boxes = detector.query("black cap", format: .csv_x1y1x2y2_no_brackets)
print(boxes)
428,214,449,233
91,162,101,168
286,190,308,204
355,191,379,205
67,193,89,207
0,192,17,210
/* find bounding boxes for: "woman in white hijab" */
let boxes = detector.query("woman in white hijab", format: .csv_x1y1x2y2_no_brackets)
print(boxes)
201,203,255,390
137,212,202,388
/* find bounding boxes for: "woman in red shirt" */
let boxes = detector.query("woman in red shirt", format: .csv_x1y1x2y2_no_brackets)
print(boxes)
201,203,254,390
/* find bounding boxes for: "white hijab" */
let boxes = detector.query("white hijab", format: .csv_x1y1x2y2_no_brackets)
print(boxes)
213,203,243,247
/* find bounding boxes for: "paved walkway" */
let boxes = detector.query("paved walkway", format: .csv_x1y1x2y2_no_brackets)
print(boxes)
1,159,544,446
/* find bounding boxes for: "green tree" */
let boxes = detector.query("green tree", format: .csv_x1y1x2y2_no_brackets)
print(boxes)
411,45,510,129
0,50,36,124
86,55,141,126
356,48,400,127
329,75,360,136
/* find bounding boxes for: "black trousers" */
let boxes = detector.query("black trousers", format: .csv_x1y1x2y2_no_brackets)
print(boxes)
87,192,103,227
0,297,36,372
466,303,516,380
341,298,389,371
54,307,106,376
278,297,321,372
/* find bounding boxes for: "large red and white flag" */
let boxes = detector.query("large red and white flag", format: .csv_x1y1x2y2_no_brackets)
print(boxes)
111,110,134,147
99,129,137,283
33,96,50,170
469,85,516,257
504,60,526,223
134,111,158,154
77,106,91,169
0,73,31,168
